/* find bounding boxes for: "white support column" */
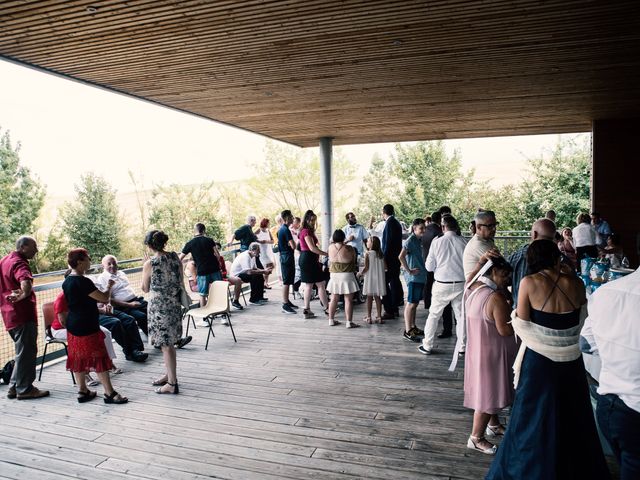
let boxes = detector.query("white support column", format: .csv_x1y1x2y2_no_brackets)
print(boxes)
319,137,333,251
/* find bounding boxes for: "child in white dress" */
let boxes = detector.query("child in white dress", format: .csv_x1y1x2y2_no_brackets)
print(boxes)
358,236,386,323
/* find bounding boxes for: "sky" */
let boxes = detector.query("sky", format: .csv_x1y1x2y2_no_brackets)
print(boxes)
0,58,588,198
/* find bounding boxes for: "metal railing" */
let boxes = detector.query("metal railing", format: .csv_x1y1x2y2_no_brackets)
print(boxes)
0,247,241,367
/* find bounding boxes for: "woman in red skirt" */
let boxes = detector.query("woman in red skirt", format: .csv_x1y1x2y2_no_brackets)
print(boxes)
62,248,128,404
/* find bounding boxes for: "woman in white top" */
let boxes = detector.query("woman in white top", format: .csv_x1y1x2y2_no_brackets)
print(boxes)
255,218,275,288
572,213,598,262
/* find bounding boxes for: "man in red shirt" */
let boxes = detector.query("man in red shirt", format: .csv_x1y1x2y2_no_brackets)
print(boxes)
0,236,49,400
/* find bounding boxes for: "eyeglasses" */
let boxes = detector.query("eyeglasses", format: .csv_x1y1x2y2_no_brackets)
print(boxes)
477,222,499,229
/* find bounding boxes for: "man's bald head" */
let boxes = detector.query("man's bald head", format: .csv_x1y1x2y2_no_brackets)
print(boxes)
531,218,556,242
15,236,38,259
102,255,118,274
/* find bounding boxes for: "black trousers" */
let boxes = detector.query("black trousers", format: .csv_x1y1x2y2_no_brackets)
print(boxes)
383,257,404,314
99,312,144,355
597,393,640,479
239,273,265,302
423,272,454,333
114,297,148,334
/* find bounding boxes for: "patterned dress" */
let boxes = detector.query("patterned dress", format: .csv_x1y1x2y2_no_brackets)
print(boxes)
148,252,183,347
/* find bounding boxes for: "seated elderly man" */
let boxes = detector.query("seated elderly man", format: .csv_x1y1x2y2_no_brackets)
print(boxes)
97,255,192,349
230,242,271,306
96,255,149,334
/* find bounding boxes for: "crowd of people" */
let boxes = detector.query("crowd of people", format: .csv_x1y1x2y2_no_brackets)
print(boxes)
1,203,637,479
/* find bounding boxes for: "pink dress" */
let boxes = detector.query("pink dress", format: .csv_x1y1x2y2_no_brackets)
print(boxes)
463,285,519,414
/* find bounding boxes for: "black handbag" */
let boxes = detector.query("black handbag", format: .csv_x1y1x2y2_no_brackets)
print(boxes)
0,360,14,385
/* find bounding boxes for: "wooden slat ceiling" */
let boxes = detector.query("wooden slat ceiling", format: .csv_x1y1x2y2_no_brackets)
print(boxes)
1,0,639,147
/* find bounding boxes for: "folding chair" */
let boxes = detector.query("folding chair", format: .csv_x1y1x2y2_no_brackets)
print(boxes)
184,281,237,350
39,302,76,384
183,274,201,336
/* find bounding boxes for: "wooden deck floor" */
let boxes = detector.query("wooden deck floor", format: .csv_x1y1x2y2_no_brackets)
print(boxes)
0,286,496,480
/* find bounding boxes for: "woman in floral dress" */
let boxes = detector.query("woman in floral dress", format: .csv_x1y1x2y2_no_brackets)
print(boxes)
142,230,183,394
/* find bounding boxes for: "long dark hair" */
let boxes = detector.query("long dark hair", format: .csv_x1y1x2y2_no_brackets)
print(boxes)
526,239,560,274
302,210,317,233
369,236,383,259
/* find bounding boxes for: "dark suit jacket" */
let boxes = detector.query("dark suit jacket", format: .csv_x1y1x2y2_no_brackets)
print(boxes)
382,215,403,260
421,223,443,261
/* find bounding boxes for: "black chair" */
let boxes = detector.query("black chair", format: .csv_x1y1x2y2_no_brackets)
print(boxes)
39,302,75,384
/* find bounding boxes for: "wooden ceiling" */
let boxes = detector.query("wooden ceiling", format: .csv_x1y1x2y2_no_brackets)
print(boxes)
1,1,639,147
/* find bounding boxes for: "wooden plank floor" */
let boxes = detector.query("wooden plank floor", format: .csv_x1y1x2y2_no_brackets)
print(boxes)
0,286,496,480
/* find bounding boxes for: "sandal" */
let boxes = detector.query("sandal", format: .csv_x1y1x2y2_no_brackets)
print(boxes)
110,366,123,375
77,389,97,403
329,320,341,326
363,316,372,324
375,316,384,324
104,390,129,404
486,423,506,437
152,375,168,386
467,435,497,455
156,382,179,394
346,322,361,329
86,373,100,387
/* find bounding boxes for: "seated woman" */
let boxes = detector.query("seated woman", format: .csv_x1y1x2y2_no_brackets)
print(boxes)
185,260,199,293
326,229,360,328
214,242,244,310
62,248,128,404
486,240,610,479
557,227,578,270
463,257,518,454
599,233,624,267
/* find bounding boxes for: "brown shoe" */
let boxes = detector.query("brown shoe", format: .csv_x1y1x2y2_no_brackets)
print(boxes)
17,386,50,400
7,386,16,399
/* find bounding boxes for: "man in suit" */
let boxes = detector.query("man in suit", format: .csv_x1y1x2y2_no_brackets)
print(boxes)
381,204,404,320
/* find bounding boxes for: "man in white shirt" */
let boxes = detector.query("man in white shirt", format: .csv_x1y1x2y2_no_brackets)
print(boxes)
342,212,369,257
589,267,640,479
230,243,272,306
419,215,467,355
463,210,500,282
96,255,148,334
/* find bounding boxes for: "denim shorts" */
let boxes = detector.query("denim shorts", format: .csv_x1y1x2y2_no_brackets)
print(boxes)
407,282,425,304
197,271,222,295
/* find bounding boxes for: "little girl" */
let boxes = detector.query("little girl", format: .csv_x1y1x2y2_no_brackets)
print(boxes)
359,236,386,323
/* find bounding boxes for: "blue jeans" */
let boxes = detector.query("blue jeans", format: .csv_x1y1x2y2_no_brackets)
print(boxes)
597,393,640,479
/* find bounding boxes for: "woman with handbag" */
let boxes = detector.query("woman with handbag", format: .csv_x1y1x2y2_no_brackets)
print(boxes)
142,230,185,394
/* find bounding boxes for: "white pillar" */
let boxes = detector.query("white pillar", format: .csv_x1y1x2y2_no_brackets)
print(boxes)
319,137,333,251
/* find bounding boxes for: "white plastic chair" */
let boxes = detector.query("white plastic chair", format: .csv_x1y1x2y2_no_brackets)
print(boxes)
184,281,236,349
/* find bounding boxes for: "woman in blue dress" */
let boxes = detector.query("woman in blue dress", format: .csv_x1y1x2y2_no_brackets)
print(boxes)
486,240,610,479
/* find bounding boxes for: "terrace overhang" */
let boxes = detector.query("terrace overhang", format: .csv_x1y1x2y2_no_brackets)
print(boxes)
1,1,639,148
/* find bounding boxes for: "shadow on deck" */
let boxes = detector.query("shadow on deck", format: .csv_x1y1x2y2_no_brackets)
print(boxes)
0,285,495,480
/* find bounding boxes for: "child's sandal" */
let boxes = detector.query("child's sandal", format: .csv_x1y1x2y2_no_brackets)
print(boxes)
375,316,384,324
363,316,372,324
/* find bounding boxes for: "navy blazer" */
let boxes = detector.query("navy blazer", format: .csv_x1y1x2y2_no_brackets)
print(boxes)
382,215,403,259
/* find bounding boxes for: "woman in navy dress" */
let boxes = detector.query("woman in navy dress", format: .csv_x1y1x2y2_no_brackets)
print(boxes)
486,240,610,479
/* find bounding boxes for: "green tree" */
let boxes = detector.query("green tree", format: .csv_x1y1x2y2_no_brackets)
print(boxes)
356,153,397,223
391,141,464,221
522,135,591,229
33,223,69,272
148,182,224,252
0,129,45,253
247,140,357,230
61,173,123,261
